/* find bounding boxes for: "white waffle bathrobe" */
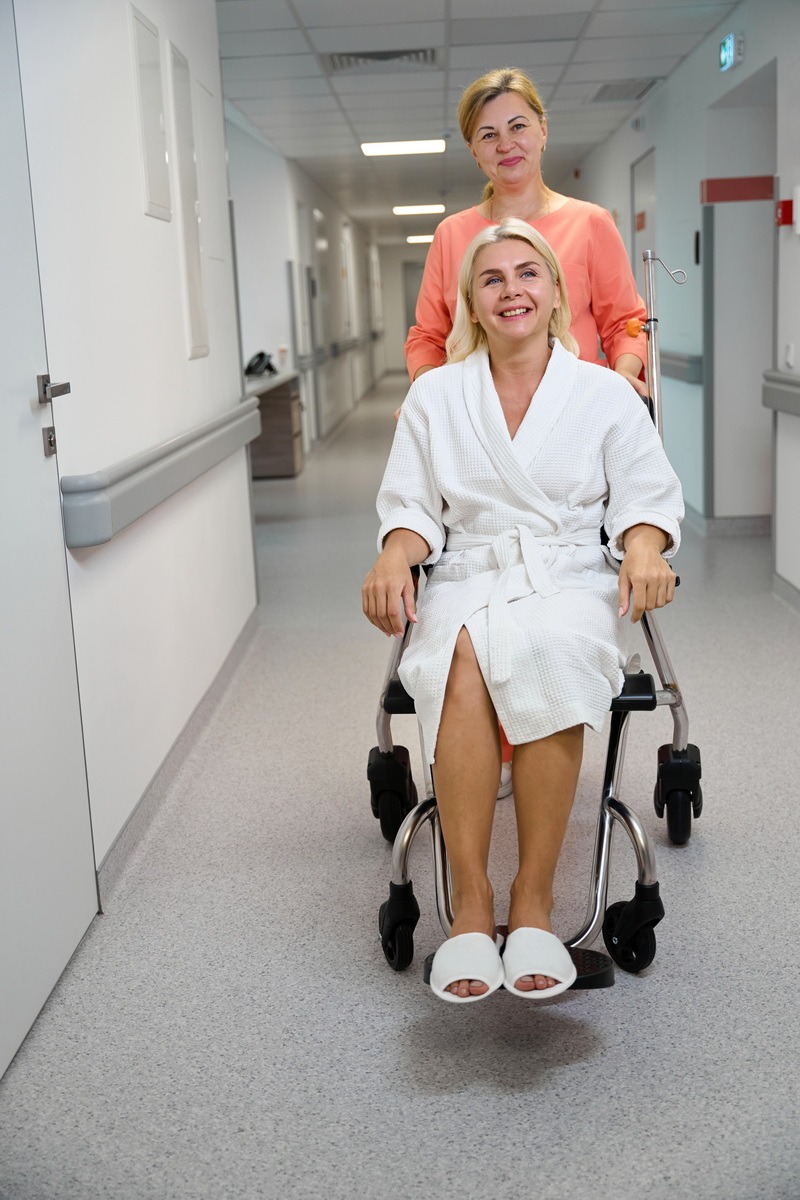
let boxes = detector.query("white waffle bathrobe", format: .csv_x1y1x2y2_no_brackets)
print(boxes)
377,340,684,763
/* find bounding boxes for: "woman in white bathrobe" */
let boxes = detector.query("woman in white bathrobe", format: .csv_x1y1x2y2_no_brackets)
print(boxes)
362,219,683,1004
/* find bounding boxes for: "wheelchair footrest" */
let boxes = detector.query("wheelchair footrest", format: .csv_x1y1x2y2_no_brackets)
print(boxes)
422,946,614,990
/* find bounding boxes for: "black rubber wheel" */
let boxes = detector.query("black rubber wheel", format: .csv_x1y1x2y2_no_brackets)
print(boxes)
377,789,406,843
665,789,692,845
603,901,657,973
382,922,414,971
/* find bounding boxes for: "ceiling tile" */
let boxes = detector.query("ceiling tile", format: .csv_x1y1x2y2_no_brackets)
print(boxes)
449,42,574,69
587,5,734,38
563,56,680,83
574,34,698,61
292,0,446,25
224,77,334,99
307,22,445,54
218,29,310,56
331,71,445,94
215,0,295,34
221,54,323,81
451,14,588,44
452,0,592,15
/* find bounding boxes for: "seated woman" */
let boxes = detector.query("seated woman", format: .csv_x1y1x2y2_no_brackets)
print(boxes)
362,219,683,1005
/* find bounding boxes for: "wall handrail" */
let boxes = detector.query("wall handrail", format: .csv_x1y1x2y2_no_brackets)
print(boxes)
762,369,800,417
60,397,261,548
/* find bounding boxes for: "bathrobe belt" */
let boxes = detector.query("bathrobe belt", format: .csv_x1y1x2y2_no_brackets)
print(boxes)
446,526,600,685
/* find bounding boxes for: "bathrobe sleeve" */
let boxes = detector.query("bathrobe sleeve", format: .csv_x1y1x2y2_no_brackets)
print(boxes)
603,385,684,559
377,382,446,564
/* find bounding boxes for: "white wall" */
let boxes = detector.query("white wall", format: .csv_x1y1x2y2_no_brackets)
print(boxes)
15,0,257,862
376,242,429,374
225,114,380,438
563,0,800,557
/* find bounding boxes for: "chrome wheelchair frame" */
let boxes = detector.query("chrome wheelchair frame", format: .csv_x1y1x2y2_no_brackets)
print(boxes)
367,251,703,986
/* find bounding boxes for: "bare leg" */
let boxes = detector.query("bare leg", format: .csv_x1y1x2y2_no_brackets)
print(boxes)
507,725,584,992
433,627,501,998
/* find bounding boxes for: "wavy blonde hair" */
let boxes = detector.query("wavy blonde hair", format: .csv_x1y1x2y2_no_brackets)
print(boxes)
457,67,546,203
445,218,579,363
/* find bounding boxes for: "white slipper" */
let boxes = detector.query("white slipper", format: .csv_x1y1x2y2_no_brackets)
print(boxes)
502,928,577,999
429,932,505,1004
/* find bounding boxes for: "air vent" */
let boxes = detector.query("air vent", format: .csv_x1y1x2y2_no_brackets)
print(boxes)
324,49,438,74
592,79,661,103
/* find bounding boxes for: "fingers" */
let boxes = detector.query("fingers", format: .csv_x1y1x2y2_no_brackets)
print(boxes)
620,565,678,622
362,568,415,637
393,406,402,422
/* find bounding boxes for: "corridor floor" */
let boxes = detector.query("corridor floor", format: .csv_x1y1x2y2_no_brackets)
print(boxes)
1,374,798,1199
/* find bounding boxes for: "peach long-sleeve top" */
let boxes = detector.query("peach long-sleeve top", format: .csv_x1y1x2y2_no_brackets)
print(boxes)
404,199,647,379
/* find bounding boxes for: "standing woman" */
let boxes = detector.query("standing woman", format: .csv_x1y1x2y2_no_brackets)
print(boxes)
405,67,648,395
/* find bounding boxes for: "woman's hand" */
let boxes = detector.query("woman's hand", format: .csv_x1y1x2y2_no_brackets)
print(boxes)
613,353,648,399
618,524,676,622
362,530,429,636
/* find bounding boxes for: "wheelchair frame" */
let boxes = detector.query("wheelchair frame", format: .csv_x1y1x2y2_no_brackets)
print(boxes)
368,251,703,984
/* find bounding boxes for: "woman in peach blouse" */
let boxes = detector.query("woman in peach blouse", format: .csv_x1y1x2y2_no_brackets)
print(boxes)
405,67,648,395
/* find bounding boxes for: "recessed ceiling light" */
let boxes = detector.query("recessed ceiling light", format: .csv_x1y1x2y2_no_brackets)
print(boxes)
393,204,445,215
361,140,446,157
407,235,434,244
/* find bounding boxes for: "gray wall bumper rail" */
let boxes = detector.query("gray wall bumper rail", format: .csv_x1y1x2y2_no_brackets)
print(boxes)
763,369,800,417
61,398,261,548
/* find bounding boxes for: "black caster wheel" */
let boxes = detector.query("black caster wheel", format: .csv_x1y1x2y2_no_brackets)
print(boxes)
368,747,417,842
665,789,692,846
603,900,657,973
381,922,414,971
379,882,420,972
376,778,417,843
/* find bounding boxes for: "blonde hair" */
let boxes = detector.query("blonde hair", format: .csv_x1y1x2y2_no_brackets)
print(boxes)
457,68,546,203
445,218,579,363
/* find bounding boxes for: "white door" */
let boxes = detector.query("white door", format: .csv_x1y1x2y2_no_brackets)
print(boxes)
0,0,98,1078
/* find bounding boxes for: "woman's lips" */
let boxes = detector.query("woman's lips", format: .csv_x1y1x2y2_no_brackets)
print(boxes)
499,156,523,166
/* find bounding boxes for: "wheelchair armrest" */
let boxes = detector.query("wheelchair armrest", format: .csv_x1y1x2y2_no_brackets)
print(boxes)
610,672,658,712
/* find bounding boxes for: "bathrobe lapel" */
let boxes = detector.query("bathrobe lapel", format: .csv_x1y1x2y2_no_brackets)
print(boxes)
462,343,578,531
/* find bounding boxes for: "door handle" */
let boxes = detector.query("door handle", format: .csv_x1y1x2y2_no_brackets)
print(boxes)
37,373,71,404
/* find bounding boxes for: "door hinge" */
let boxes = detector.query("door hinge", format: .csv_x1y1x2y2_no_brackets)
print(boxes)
43,426,57,457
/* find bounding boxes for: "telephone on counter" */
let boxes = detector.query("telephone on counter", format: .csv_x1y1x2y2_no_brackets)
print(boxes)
245,351,278,377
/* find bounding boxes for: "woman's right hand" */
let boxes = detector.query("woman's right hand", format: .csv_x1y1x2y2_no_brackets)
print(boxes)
362,544,419,636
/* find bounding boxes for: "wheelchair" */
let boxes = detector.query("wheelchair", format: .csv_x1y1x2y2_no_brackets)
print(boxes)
367,251,703,988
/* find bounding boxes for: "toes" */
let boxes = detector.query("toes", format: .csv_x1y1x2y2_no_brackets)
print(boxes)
514,974,557,991
446,979,489,997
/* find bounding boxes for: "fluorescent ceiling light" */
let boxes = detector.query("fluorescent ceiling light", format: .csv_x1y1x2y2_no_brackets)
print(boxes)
361,139,445,157
393,204,445,215
407,235,434,244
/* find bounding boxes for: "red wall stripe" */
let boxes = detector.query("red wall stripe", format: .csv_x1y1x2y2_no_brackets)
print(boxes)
700,176,775,204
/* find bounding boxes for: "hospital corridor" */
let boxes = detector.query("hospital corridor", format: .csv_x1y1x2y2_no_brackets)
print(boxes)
2,374,799,1197
2,0,800,1196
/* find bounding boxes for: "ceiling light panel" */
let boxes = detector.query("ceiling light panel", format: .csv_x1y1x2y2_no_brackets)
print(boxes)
407,234,434,243
393,204,445,214
449,42,573,69
361,139,446,155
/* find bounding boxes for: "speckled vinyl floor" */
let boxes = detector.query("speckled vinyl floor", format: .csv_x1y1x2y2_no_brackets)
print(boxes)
1,375,798,1200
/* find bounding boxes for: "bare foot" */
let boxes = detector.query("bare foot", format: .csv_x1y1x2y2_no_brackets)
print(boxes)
445,893,496,999
507,890,558,993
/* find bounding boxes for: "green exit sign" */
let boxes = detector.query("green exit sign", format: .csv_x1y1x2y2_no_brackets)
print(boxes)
720,32,744,72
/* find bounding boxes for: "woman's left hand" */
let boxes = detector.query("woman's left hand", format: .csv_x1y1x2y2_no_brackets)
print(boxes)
618,524,676,622
613,354,649,398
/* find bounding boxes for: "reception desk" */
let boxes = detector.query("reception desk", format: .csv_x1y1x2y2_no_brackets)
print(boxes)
246,371,303,478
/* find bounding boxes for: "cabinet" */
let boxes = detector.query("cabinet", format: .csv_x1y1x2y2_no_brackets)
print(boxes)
247,372,303,478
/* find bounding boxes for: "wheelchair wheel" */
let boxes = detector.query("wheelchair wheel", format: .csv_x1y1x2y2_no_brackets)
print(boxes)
377,778,417,843
382,923,414,971
603,901,657,973
665,789,692,846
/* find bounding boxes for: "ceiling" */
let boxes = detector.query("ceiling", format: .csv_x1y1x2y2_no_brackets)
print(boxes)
216,0,739,242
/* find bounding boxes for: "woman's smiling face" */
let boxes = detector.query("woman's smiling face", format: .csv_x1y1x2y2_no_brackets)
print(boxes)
470,239,559,349
468,92,547,187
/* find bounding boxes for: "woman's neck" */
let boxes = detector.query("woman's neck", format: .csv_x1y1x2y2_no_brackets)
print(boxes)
487,179,551,223
487,336,553,390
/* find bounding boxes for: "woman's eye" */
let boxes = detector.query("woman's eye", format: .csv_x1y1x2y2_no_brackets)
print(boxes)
481,131,496,141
